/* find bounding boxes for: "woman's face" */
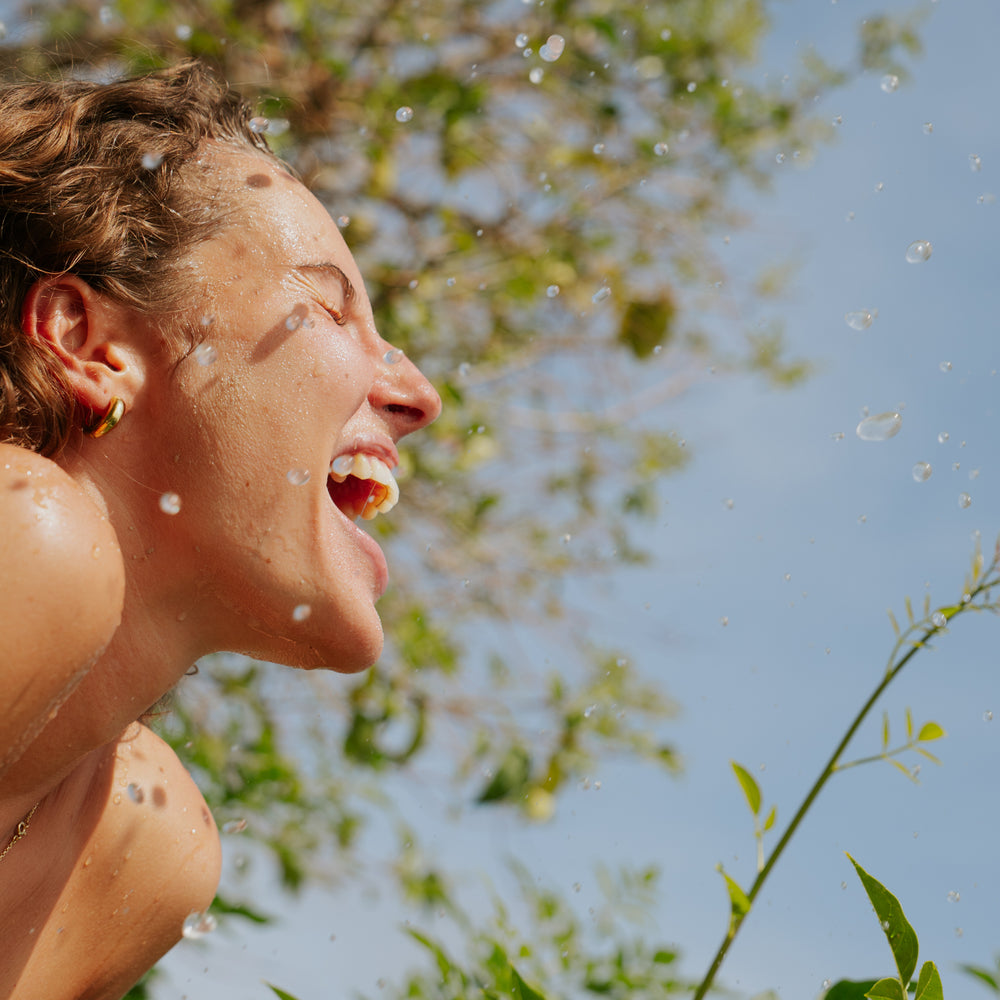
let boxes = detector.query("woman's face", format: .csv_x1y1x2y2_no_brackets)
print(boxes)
127,145,441,671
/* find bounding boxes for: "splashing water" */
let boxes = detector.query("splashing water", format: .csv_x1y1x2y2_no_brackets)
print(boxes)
592,285,611,304
880,74,899,93
182,911,217,940
938,431,950,443
539,34,565,62
855,412,902,442
127,783,144,804
515,32,529,48
286,468,311,486
905,240,933,263
292,604,312,622
912,462,932,482
159,492,182,515
383,348,404,364
395,106,414,123
969,153,982,172
654,142,669,156
939,360,952,372
546,284,560,298
922,122,934,134
529,68,544,84
844,310,874,331
931,611,947,628
193,343,217,366
140,152,163,170
222,819,247,834
958,493,972,509
248,116,269,134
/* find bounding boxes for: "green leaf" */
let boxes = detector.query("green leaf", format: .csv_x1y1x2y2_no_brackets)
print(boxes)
917,721,946,742
762,804,777,832
731,760,762,815
823,982,879,1000
406,928,455,980
477,745,532,803
905,595,915,625
618,296,675,359
265,986,303,1000
716,866,751,917
957,963,1000,991
882,712,891,751
905,707,913,740
913,961,943,1000
888,609,901,637
511,965,548,1000
865,978,907,1000
848,855,919,987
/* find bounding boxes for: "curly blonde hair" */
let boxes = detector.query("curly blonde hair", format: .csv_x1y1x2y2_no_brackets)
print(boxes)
0,59,276,456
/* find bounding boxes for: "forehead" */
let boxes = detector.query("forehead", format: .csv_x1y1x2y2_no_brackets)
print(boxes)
191,145,360,285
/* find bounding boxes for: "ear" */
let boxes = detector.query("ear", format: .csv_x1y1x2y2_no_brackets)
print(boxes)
21,275,146,416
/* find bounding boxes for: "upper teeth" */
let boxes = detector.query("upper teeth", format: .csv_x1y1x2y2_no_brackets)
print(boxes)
329,453,399,519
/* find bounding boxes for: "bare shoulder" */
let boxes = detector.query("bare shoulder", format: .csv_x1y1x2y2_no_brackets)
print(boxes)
0,444,125,775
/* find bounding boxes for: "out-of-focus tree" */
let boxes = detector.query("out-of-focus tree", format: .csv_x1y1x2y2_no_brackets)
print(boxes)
0,0,922,992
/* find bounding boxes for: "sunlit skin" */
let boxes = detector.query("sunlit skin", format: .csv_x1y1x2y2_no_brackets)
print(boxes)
0,144,441,1000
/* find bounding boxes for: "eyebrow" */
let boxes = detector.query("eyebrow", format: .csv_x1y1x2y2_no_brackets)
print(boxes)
295,262,357,306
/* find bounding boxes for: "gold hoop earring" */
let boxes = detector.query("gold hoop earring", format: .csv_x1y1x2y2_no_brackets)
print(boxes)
83,397,126,438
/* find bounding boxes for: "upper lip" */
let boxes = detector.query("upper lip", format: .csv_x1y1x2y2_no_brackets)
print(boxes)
331,436,399,471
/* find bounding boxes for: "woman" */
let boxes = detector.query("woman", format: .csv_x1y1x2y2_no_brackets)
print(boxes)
0,61,441,999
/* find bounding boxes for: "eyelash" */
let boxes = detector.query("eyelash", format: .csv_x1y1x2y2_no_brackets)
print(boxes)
324,305,347,326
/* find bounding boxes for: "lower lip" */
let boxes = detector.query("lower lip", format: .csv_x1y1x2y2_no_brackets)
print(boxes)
333,497,389,597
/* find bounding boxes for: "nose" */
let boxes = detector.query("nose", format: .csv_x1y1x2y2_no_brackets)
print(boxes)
369,347,442,440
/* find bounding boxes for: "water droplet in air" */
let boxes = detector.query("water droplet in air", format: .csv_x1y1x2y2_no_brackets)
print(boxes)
947,890,960,902
845,310,874,330
880,74,899,93
331,455,355,476
932,611,947,628
141,151,163,170
686,81,697,93
724,498,734,509
539,34,565,62
922,122,933,134
193,343,217,366
395,106,414,123
286,468,311,486
529,68,544,84
654,142,669,156
292,604,311,622
182,911,217,940
984,710,993,722
775,152,785,164
912,462,932,482
720,616,729,626
248,116,269,134
337,215,350,227
831,114,843,126
856,412,902,442
515,32,529,48
175,23,192,40
445,276,456,288
905,240,932,263
958,493,972,509
159,492,182,515
545,284,560,298
939,360,952,372
127,783,144,804
592,142,605,155
938,431,949,443
222,819,247,834
98,5,113,24
969,154,982,172
660,28,672,40
592,285,611,304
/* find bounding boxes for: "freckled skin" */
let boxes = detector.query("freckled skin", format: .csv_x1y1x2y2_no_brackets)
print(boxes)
0,144,440,999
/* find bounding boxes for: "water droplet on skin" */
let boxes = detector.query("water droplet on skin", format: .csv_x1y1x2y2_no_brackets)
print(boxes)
912,462,932,482
127,783,144,804
922,122,933,134
292,604,311,622
654,141,669,156
222,819,247,834
905,240,933,263
395,106,414,123
193,343,217,366
383,348,404,365
141,151,163,170
880,74,899,93
969,154,982,172
939,360,952,372
331,454,355,476
182,911,217,940
932,611,947,627
539,34,565,62
159,492,182,515
845,310,874,330
592,285,611,304
938,431,950,443
958,493,972,509
515,32,529,48
855,412,902,442
248,116,269,134
286,468,311,486
546,284,560,298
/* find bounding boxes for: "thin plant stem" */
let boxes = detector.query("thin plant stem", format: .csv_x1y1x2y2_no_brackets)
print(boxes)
690,547,1000,1000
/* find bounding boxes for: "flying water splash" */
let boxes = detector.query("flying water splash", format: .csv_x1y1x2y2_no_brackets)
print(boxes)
182,911,217,940
912,462,932,482
546,284,560,298
844,310,874,330
592,285,611,304
855,412,902,442
969,153,982,172
222,819,247,834
654,142,669,156
958,493,972,509
395,106,414,123
248,116,269,134
539,34,565,62
880,74,899,93
905,240,933,263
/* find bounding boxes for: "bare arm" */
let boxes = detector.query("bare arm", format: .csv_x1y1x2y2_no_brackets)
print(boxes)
0,444,125,783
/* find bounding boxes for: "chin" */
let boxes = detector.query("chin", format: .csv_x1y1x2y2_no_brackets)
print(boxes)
269,611,385,673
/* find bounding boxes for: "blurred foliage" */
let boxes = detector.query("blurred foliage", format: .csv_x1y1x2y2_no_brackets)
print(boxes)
0,0,927,993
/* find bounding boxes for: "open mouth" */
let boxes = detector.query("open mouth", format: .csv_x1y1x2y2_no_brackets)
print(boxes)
327,453,399,521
